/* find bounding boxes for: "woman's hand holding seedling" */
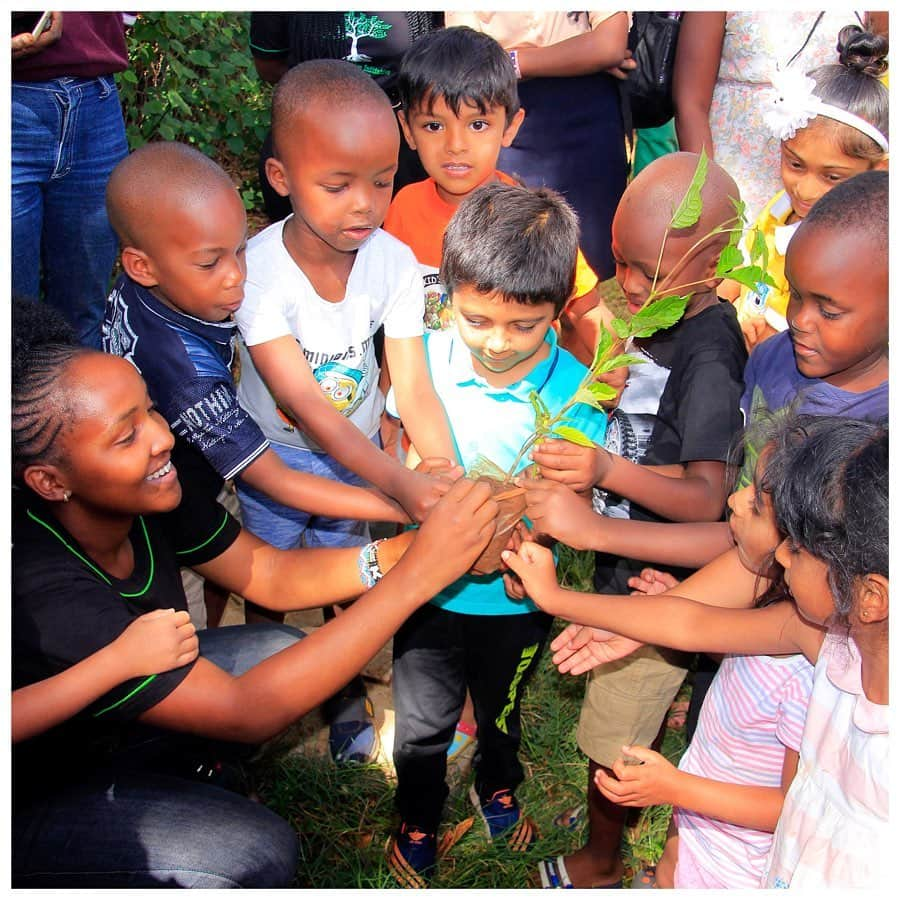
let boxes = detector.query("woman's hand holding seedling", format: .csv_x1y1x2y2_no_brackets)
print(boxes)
549,623,644,675
399,477,499,591
594,745,679,808
520,478,599,550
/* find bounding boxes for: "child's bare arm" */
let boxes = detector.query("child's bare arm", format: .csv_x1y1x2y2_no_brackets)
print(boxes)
503,541,823,659
241,448,409,525
13,609,198,743
522,477,733,566
595,743,798,833
534,438,730,522
247,335,456,522
383,334,457,461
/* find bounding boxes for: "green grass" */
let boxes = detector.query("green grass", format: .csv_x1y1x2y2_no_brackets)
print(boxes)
252,541,689,889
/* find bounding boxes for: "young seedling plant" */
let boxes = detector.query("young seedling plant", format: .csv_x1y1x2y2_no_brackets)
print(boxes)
473,148,775,485
467,151,773,574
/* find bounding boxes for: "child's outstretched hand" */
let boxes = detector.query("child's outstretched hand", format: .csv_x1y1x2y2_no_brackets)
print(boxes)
501,540,560,610
530,438,612,492
628,568,680,596
114,609,199,677
549,622,643,675
594,744,679,808
520,478,598,549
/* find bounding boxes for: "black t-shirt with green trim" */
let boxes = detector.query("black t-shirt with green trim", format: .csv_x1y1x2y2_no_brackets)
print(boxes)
12,480,240,798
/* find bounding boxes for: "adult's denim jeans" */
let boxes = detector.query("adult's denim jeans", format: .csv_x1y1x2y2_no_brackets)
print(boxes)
12,74,128,348
12,624,304,887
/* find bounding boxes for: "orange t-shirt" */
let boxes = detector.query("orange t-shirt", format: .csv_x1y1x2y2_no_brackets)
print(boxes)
384,171,598,331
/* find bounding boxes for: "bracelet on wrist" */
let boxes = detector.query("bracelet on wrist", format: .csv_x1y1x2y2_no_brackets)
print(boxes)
508,49,522,79
357,539,385,589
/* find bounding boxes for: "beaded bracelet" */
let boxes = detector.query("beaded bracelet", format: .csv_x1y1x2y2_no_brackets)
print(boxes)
357,539,385,589
508,49,522,80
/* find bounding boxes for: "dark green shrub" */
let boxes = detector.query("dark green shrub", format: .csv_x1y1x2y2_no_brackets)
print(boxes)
117,11,271,211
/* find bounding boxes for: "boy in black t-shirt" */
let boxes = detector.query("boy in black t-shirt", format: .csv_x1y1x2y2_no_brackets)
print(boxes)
527,153,748,889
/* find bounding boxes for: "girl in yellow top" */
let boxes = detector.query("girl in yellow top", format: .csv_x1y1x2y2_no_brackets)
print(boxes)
733,24,888,350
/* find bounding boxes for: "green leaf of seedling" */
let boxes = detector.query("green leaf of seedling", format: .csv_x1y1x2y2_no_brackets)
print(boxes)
715,242,744,277
551,425,597,448
750,226,769,271
628,294,689,337
597,353,644,372
611,317,630,339
729,196,747,228
529,390,551,433
668,147,708,230
466,454,507,481
573,382,618,409
590,325,615,372
725,265,777,291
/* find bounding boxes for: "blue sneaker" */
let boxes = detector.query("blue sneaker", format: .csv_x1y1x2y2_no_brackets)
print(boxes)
386,822,436,888
469,785,537,851
327,693,379,765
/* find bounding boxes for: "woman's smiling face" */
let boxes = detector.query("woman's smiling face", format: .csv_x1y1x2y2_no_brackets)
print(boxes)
54,354,182,516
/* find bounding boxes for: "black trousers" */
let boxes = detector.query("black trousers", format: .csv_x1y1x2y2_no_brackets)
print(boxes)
392,603,552,832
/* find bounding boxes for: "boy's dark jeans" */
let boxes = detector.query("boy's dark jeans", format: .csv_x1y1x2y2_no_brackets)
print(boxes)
392,603,552,833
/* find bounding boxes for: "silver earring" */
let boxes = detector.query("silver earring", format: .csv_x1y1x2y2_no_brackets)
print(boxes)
62,490,71,502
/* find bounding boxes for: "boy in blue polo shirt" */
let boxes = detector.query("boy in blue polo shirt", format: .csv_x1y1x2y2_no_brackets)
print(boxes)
387,182,607,886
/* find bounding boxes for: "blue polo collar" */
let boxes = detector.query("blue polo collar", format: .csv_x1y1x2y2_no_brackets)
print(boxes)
444,327,562,399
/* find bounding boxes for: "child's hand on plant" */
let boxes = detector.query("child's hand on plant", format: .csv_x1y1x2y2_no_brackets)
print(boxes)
501,521,533,601
549,622,644,675
395,467,460,524
531,438,609,492
520,478,597,550
114,608,199,677
501,540,560,610
594,745,679,808
628,568,680,596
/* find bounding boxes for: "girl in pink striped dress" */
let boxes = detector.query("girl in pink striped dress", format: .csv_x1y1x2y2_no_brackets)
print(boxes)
505,415,888,889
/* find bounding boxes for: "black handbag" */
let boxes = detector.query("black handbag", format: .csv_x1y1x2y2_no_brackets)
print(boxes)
621,11,682,132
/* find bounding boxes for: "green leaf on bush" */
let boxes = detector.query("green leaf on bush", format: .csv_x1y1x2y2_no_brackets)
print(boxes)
551,425,597,448
668,147,708,229
188,49,213,67
629,294,688,337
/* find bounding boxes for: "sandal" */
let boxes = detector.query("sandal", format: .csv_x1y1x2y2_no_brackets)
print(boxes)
538,856,623,889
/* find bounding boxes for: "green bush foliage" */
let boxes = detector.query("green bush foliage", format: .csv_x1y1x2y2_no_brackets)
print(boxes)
117,12,271,210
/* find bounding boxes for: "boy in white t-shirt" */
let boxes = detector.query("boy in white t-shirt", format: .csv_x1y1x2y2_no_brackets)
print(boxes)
235,59,459,764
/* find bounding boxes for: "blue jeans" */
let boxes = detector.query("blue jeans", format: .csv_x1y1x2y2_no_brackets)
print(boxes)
12,75,128,348
235,439,373,551
12,624,304,888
